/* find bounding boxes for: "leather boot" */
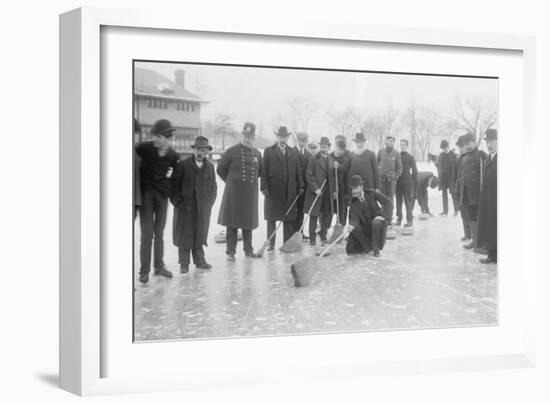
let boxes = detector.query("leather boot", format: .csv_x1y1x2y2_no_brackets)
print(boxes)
463,221,477,250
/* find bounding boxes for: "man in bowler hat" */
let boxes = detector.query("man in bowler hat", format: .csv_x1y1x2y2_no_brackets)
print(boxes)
294,132,311,239
171,136,217,273
261,126,304,250
477,129,498,263
217,122,263,261
347,132,381,198
136,119,179,283
377,135,402,226
436,139,459,217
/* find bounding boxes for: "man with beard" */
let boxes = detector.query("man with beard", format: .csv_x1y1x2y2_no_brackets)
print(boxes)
395,139,417,227
293,132,311,240
217,122,263,261
261,126,304,250
454,135,472,242
457,132,487,252
437,139,459,217
347,131,381,198
331,138,351,226
171,136,217,273
477,129,498,264
377,135,402,228
345,175,392,257
135,119,179,284
304,137,336,246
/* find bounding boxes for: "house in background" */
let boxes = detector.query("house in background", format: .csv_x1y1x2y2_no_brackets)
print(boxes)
134,68,206,154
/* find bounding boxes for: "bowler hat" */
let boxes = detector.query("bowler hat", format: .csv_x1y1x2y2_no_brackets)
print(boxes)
319,136,331,146
275,126,291,137
191,136,213,150
241,122,256,137
151,119,176,137
353,132,366,142
350,175,364,188
456,135,465,147
463,132,476,143
296,132,309,142
440,139,449,149
484,128,498,141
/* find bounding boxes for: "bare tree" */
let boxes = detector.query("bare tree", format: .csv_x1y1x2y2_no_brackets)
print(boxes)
450,95,497,144
362,108,400,151
286,97,319,133
213,113,237,150
415,108,442,161
329,108,362,144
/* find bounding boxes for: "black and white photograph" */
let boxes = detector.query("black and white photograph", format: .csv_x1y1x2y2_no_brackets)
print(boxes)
133,60,498,342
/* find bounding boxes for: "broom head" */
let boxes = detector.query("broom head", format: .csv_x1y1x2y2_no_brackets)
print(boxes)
291,256,316,287
327,224,344,244
279,232,303,253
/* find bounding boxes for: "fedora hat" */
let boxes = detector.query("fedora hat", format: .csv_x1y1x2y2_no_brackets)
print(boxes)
319,136,331,146
353,132,366,142
275,126,291,137
191,136,213,151
150,119,176,137
241,122,256,137
484,128,498,141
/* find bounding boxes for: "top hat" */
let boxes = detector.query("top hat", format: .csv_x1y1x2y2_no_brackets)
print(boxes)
296,132,309,142
275,126,291,137
440,139,449,149
353,132,366,142
241,122,256,137
319,136,331,146
350,174,364,188
484,128,498,141
463,132,476,143
151,119,176,137
191,136,213,150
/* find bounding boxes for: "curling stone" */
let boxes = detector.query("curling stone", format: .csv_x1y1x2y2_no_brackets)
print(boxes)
386,226,397,240
214,229,227,243
401,226,414,236
418,213,430,221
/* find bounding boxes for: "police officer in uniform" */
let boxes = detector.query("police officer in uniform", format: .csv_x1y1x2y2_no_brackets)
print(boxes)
217,122,263,261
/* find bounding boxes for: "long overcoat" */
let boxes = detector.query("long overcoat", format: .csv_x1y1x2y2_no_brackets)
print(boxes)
261,144,304,221
437,151,458,190
477,154,497,250
171,156,217,249
457,148,487,206
303,153,336,217
217,143,263,229
347,149,381,191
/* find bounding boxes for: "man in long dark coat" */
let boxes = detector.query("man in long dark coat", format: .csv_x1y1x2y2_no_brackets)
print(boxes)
457,132,487,252
261,126,304,250
348,131,381,199
217,122,263,261
304,137,336,246
396,139,417,227
171,136,217,273
136,119,179,284
454,135,472,242
346,175,392,257
477,129,498,263
377,135,402,227
293,132,311,239
437,140,459,217
331,138,351,226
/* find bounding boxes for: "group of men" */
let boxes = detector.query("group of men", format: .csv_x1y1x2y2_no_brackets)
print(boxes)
134,117,497,284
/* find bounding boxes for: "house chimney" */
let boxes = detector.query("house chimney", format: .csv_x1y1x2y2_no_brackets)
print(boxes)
174,70,186,88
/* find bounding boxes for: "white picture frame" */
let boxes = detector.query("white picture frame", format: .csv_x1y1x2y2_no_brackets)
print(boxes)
59,6,537,396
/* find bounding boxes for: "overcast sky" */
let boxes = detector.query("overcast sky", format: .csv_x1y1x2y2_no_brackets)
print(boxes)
135,61,497,140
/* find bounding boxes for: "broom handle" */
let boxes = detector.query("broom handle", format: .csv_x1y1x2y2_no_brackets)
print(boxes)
298,179,326,233
264,192,301,244
318,230,348,258
334,165,340,224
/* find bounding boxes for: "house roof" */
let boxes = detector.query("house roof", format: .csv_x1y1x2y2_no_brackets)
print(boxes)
134,68,204,103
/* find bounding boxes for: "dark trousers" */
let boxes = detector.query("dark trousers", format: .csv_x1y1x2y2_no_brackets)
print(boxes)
441,187,459,214
226,227,253,256
308,191,332,243
488,249,497,261
459,204,471,239
346,218,387,255
381,178,396,223
396,185,414,224
178,246,205,266
333,193,347,226
295,192,306,234
267,220,295,246
416,186,430,214
139,188,168,275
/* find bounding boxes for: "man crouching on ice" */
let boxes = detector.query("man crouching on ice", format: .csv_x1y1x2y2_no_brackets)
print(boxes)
345,175,393,257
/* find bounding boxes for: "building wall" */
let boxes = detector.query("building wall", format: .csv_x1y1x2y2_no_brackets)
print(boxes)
134,96,202,129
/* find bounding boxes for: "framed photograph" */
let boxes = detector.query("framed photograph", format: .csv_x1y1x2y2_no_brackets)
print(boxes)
60,7,537,396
